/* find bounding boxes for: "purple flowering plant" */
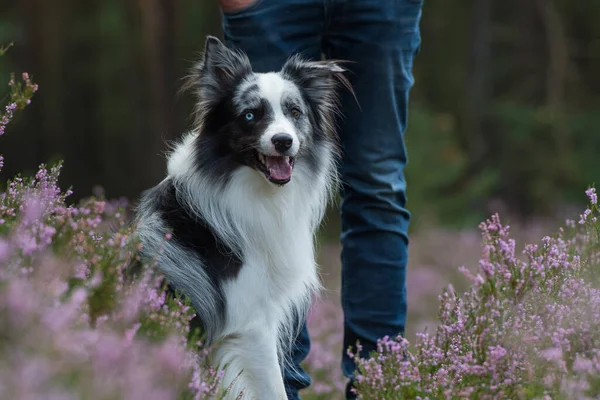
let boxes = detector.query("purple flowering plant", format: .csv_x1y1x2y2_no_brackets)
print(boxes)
349,187,600,399
3,43,600,399
0,44,39,138
0,47,227,399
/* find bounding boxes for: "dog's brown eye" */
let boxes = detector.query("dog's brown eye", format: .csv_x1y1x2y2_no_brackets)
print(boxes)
291,108,301,119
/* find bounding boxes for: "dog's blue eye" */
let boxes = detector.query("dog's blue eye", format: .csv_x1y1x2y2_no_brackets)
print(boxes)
245,112,254,121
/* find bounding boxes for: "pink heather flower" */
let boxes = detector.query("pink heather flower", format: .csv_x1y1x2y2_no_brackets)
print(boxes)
541,347,564,364
0,102,18,136
0,239,10,261
572,355,594,374
41,288,88,332
488,345,507,361
124,323,142,344
22,72,29,80
22,195,45,223
147,287,166,311
586,187,597,205
304,298,346,393
5,279,39,323
579,208,592,224
74,263,88,280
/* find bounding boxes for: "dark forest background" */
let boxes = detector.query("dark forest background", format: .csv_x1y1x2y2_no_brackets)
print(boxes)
1,0,599,229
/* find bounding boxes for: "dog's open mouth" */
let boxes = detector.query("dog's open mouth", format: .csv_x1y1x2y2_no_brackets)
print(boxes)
257,153,295,185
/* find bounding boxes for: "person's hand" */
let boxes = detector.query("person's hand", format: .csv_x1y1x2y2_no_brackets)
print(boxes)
219,0,257,13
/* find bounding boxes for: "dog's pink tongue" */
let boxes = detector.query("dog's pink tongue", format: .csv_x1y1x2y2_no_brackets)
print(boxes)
266,156,292,181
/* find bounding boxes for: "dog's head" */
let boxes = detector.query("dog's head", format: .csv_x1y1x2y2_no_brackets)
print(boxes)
185,36,353,186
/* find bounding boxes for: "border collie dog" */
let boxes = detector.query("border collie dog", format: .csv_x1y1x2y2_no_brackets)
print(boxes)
134,36,350,399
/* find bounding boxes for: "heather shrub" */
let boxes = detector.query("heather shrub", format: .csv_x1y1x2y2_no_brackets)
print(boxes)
5,44,600,400
351,188,600,399
0,168,228,398
303,297,346,397
0,55,225,399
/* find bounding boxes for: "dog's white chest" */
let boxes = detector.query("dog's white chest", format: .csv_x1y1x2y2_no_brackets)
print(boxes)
221,220,318,330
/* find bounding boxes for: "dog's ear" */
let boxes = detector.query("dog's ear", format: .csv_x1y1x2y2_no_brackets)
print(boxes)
183,36,251,99
281,55,358,113
183,36,253,127
198,36,252,90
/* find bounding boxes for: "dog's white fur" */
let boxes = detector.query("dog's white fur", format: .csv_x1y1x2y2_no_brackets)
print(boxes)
134,36,349,399
170,133,332,398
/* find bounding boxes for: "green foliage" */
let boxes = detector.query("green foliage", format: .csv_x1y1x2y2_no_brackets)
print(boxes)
405,107,499,229
0,42,12,56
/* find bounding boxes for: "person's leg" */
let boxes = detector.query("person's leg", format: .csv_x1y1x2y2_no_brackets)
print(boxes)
220,2,324,398
322,0,423,397
221,0,324,73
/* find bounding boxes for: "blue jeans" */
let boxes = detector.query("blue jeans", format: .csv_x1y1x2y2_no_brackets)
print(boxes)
221,1,422,398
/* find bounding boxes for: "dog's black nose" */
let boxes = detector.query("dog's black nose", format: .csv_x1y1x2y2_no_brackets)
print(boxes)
271,134,294,153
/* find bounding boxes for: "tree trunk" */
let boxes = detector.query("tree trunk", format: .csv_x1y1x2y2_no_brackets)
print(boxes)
135,0,177,186
464,0,492,166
